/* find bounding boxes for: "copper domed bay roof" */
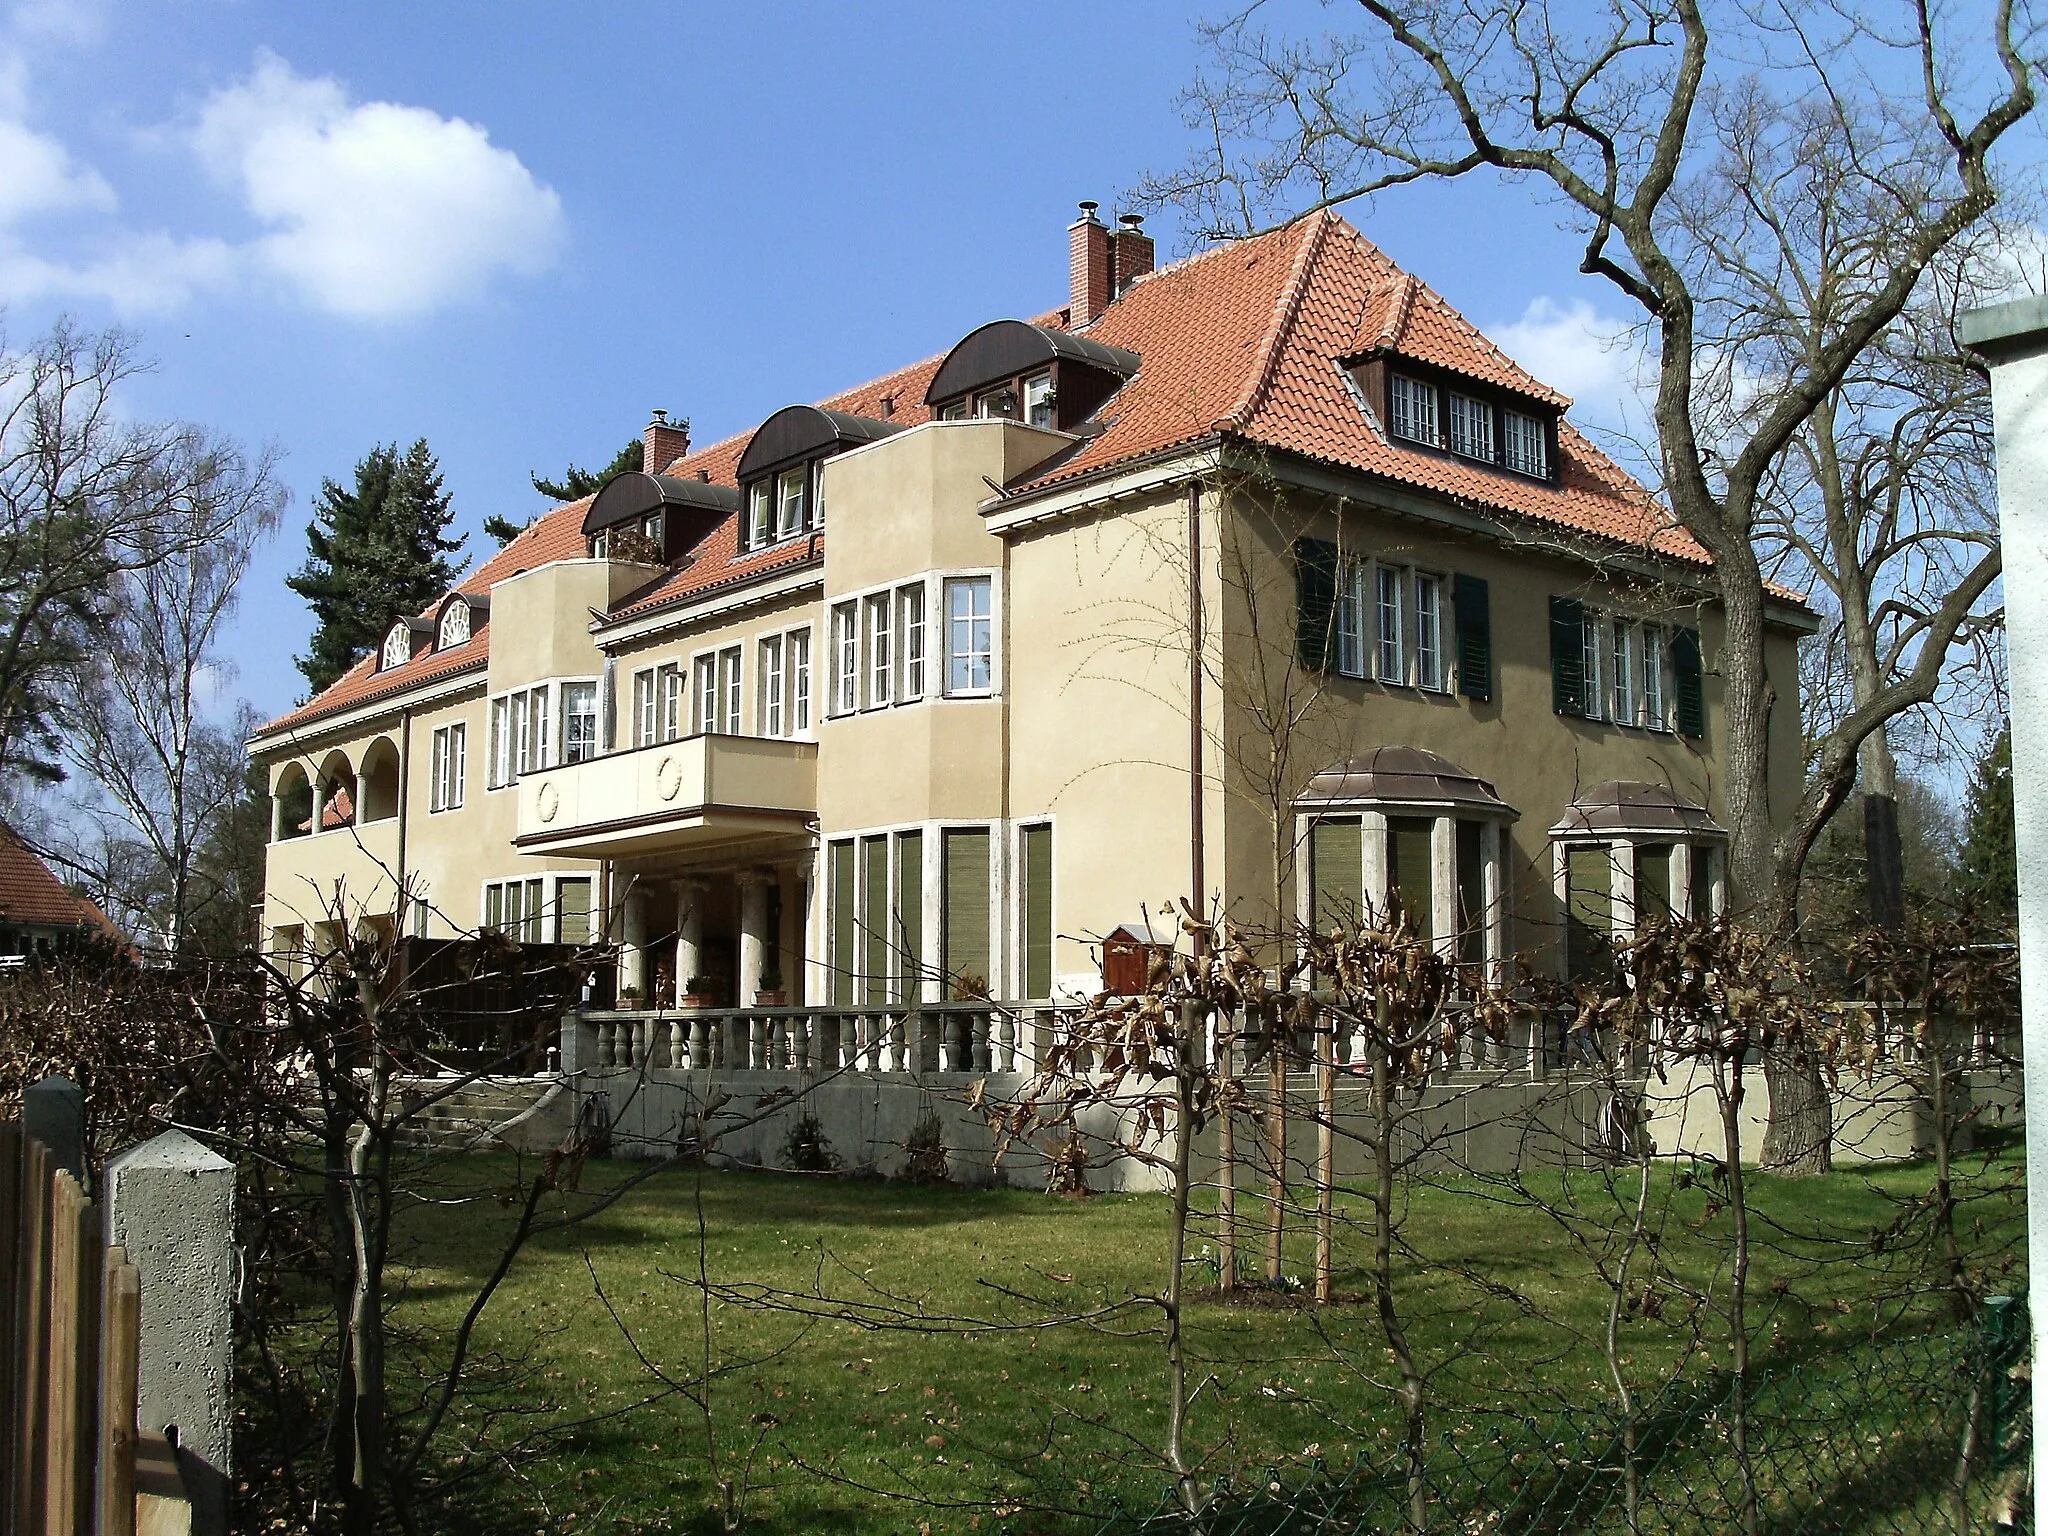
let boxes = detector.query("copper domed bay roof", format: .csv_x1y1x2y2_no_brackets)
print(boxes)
1548,781,1726,839
1301,746,1513,815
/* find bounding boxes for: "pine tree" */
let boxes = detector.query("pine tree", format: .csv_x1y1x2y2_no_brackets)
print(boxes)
288,440,464,693
530,437,645,504
1954,720,2017,932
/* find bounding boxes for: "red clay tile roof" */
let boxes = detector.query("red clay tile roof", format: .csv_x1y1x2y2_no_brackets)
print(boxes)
260,212,1763,739
0,820,109,933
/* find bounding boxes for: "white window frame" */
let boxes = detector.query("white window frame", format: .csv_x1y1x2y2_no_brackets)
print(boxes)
943,575,995,697
1447,391,1494,462
748,480,773,549
865,592,893,708
381,622,412,672
1642,625,1668,730
760,633,785,738
1389,374,1440,447
1375,564,1405,682
488,695,512,787
430,723,466,812
1414,572,1445,691
693,653,717,734
1581,615,1607,722
1504,408,1550,478
829,602,859,716
1023,371,1054,429
658,661,684,741
719,645,741,733
493,684,551,780
560,679,599,763
1610,622,1637,725
631,668,657,748
789,626,812,734
1336,559,1367,678
437,601,470,649
777,466,806,538
899,583,926,700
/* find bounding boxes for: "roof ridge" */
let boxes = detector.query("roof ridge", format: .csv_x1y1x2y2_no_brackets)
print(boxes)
1224,211,1335,429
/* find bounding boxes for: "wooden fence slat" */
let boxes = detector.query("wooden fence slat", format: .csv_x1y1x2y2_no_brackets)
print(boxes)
42,1174,82,1536
1,1121,20,1536
16,1138,50,1536
72,1201,102,1536
97,1249,138,1536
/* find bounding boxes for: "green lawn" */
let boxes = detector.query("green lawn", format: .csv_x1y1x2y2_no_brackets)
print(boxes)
368,1140,2026,1535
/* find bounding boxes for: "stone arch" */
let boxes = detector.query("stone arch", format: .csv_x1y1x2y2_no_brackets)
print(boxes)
272,760,312,841
358,736,401,824
317,748,357,832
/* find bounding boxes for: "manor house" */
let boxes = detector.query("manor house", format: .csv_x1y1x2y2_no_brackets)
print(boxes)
251,205,1811,1015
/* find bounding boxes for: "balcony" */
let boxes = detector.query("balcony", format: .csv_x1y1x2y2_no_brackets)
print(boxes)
513,734,817,861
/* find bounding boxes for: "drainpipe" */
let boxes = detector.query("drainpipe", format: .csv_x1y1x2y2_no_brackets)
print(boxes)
1959,294,2048,1532
1187,479,1205,923
397,710,412,933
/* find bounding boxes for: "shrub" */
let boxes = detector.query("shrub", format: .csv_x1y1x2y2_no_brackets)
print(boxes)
782,1110,841,1173
901,1110,951,1184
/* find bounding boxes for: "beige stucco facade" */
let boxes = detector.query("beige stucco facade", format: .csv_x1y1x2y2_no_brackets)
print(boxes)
252,421,1812,1009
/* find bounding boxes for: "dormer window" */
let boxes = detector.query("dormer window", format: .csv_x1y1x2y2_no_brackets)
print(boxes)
1371,364,1559,483
1389,374,1440,447
925,320,1139,433
1504,408,1550,478
438,598,471,650
1023,372,1054,429
777,466,807,537
381,622,412,672
734,405,901,553
976,386,1020,421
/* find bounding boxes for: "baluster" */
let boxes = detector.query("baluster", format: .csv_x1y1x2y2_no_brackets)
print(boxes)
973,1011,993,1073
687,1016,706,1071
747,1015,765,1070
936,1010,956,1073
597,1019,615,1068
997,1012,1016,1073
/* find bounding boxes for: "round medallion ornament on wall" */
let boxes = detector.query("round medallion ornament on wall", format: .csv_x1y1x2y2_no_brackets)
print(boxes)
536,782,559,824
656,754,684,802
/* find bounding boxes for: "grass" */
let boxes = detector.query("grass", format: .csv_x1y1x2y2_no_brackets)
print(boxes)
353,1135,2026,1535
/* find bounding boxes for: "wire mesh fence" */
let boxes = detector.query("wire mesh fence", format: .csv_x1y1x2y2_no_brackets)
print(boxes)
1090,1296,2031,1535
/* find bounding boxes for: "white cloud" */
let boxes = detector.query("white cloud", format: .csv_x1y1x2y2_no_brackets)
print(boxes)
0,231,238,313
1490,296,1651,431
0,116,113,224
191,50,565,321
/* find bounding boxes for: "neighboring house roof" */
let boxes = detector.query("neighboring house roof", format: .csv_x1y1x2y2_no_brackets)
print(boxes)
257,211,1764,744
0,820,118,937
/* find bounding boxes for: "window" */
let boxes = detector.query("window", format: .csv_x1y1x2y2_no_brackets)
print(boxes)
1504,409,1549,478
1414,573,1444,691
1448,392,1494,461
556,878,593,945
1580,615,1606,721
694,654,716,734
483,878,546,943
895,831,924,998
1642,626,1668,729
1023,372,1054,429
899,584,926,699
866,593,893,707
1386,817,1436,939
777,466,806,537
430,724,465,812
561,682,598,763
1389,374,1440,446
760,634,785,737
1020,823,1053,999
945,577,993,694
748,480,773,549
721,646,741,732
438,601,470,649
939,399,969,422
1336,561,1367,677
976,386,1019,420
1376,565,1404,681
1609,622,1636,725
830,840,856,1004
1310,817,1364,930
789,628,812,732
831,602,859,715
631,669,656,747
488,696,511,786
942,827,992,995
381,623,412,671
659,661,684,740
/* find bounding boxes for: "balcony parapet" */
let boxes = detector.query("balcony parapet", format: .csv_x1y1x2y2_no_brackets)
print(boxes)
514,734,817,859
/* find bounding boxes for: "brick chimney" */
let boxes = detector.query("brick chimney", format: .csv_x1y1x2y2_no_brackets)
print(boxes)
1111,213,1154,295
643,409,691,475
1069,201,1112,328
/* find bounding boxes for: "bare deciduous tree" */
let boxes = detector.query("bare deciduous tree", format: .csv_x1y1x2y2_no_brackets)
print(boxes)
1139,0,2037,1170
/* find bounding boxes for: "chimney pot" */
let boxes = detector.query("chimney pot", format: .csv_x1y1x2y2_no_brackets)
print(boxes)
1110,214,1156,297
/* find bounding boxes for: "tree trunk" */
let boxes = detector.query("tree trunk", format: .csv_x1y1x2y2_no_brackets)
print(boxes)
1758,1042,1833,1174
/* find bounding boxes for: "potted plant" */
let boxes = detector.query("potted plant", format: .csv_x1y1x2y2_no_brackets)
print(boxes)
617,983,644,1012
753,963,787,1008
679,974,713,1010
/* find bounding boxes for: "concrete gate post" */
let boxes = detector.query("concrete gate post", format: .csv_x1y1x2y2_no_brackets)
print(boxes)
23,1073,85,1175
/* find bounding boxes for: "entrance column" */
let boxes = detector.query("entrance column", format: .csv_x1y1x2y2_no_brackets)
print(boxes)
738,869,773,1068
621,885,651,1005
675,880,705,996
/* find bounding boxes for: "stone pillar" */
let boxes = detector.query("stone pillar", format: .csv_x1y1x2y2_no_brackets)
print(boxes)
106,1130,235,1536
270,784,286,843
1480,820,1507,982
621,885,650,1003
1429,815,1458,956
675,880,705,996
1609,842,1637,945
1959,287,2048,1536
309,773,327,837
1670,841,1695,922
738,869,772,1000
23,1074,85,1174
1360,810,1389,922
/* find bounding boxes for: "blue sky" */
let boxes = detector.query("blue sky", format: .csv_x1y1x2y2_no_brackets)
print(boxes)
0,0,1643,726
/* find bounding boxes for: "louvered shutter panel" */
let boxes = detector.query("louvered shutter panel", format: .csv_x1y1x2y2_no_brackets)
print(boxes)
1673,627,1705,738
943,828,992,995
830,841,856,1005
1452,573,1492,701
1022,825,1053,999
1293,537,1340,671
1549,596,1587,715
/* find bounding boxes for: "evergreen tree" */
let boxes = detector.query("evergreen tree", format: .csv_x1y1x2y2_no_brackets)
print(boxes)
530,437,644,504
288,440,463,693
1954,720,2017,931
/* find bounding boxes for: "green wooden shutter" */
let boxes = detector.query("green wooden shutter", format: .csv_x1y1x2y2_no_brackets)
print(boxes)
1549,596,1587,716
1452,573,1492,701
942,828,992,996
1022,824,1053,999
830,840,856,1005
895,830,923,999
1293,537,1340,671
861,834,889,1006
1309,817,1363,932
1673,627,1705,738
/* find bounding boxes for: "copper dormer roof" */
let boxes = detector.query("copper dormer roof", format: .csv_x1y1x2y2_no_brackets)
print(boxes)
1301,745,1514,816
1548,781,1727,840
